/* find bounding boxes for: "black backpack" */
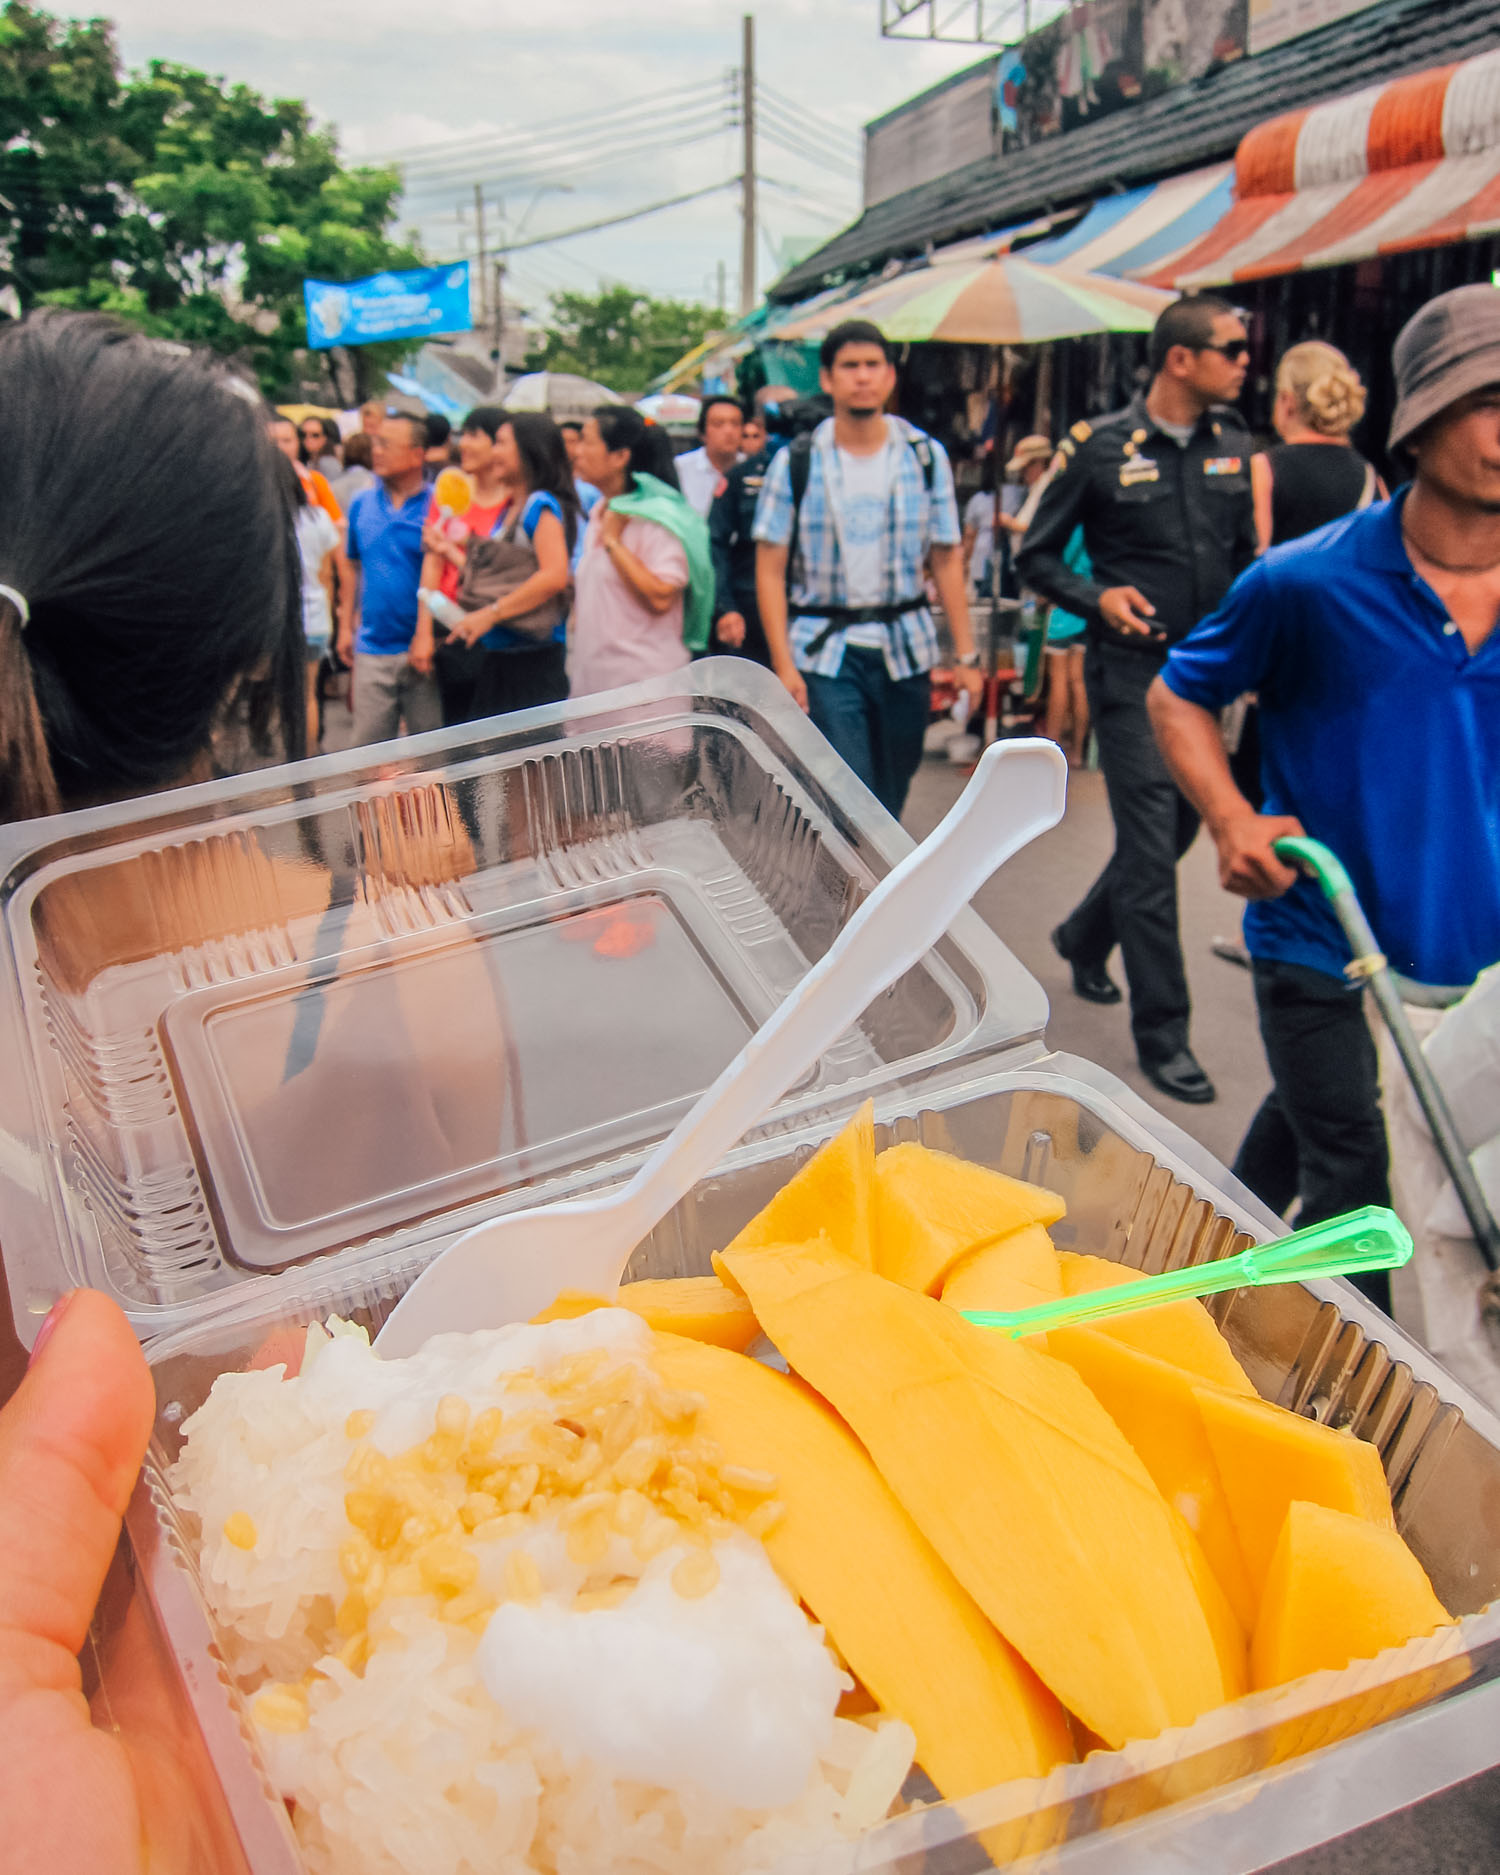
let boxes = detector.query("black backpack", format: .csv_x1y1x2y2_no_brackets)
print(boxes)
785,426,938,582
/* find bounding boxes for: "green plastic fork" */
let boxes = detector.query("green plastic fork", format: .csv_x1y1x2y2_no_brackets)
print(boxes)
961,1205,1412,1339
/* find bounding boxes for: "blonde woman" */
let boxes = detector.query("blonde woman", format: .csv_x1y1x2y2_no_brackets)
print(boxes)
1252,341,1386,550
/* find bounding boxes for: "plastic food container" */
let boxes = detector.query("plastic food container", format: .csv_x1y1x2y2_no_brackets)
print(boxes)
3,665,1497,1873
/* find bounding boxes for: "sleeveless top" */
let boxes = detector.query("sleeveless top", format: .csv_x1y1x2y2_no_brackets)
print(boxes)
1267,443,1374,546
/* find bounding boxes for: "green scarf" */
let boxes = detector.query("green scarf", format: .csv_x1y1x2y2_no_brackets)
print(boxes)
608,471,714,653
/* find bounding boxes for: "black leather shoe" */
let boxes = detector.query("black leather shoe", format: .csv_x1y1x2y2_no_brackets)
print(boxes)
1051,924,1122,1005
1142,1049,1217,1105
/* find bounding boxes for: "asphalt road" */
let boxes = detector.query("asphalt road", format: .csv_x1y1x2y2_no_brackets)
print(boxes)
906,746,1499,1875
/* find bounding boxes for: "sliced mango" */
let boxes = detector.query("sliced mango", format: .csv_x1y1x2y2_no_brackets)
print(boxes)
1046,1327,1256,1631
1055,1253,1255,1394
652,1334,1073,1794
1194,1387,1395,1600
534,1276,759,1352
941,1224,1063,1316
721,1243,1227,1749
1168,1508,1249,1700
1251,1501,1451,1691
874,1142,1065,1295
722,1102,875,1267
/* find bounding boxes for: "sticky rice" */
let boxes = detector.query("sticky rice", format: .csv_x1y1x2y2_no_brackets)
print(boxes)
170,1312,914,1875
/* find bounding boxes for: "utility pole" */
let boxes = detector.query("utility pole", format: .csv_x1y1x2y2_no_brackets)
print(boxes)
716,257,726,314
739,13,756,316
473,181,489,330
493,258,506,395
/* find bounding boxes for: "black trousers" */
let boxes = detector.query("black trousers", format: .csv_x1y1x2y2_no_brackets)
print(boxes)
1234,957,1392,1310
1055,642,1199,1065
473,642,568,719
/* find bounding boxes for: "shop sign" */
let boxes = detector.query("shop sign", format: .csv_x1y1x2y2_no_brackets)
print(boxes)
304,263,473,351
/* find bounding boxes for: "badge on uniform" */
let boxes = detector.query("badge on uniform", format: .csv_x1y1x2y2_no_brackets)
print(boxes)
1204,457,1243,475
1119,458,1160,486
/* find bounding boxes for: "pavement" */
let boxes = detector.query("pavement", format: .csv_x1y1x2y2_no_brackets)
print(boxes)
904,756,1269,1169
906,745,1499,1875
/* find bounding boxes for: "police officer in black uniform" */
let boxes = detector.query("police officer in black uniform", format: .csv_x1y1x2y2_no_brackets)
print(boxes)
709,398,826,668
1017,295,1256,1106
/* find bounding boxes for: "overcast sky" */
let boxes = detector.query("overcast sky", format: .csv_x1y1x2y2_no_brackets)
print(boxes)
64,2,991,314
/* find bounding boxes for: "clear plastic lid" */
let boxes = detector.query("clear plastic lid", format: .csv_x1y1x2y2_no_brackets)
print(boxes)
0,662,1047,1345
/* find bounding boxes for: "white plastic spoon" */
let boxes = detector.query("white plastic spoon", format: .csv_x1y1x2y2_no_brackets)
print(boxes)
375,738,1067,1357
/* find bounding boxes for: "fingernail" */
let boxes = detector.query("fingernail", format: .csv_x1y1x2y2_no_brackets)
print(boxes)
28,1290,77,1368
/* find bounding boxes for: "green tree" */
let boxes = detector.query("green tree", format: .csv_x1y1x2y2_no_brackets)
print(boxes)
529,285,721,395
0,2,424,398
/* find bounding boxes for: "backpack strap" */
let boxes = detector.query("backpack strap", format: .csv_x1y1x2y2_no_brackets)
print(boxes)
786,431,815,584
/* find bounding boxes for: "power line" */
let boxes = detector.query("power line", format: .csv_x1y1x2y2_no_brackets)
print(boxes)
754,81,863,155
494,177,739,254
396,112,737,201
752,97,861,170
759,174,858,222
753,91,861,158
755,117,862,179
368,79,731,170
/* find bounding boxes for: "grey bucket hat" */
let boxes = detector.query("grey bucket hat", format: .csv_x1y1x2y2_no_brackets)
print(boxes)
1389,283,1500,451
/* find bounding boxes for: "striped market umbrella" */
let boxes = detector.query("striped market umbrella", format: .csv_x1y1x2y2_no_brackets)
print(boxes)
774,247,1176,347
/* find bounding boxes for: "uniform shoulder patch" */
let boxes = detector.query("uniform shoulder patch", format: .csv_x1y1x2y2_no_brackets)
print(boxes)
1069,419,1093,443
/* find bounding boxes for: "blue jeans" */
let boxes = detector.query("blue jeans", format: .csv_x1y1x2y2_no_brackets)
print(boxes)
804,645,931,820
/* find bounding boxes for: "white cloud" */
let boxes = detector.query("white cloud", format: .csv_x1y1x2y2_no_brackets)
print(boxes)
54,1,983,301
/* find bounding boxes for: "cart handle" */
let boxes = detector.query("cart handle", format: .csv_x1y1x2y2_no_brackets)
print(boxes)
1274,834,1500,1276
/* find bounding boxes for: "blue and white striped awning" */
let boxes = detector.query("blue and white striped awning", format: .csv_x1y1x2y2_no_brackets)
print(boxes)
1022,165,1235,283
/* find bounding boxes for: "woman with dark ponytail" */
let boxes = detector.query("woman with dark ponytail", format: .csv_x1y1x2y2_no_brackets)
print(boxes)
0,310,305,824
569,404,714,697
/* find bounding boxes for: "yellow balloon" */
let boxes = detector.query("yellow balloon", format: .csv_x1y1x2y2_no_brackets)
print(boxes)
433,467,472,516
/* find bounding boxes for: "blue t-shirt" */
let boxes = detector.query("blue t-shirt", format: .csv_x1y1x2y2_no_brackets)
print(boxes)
345,481,427,655
1161,490,1500,988
482,490,568,651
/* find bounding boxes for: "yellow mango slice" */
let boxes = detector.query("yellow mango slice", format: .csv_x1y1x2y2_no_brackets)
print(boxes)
721,1243,1227,1748
722,1101,875,1267
1251,1501,1451,1691
1046,1328,1256,1631
1194,1387,1394,1601
1056,1253,1255,1394
653,1334,1073,1794
534,1277,759,1352
874,1142,1066,1295
1168,1508,1249,1700
941,1224,1062,1316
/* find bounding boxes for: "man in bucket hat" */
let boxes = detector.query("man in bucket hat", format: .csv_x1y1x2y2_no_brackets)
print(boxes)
1147,284,1500,1308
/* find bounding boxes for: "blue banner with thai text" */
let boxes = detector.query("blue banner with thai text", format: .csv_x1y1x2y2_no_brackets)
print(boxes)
304,262,472,350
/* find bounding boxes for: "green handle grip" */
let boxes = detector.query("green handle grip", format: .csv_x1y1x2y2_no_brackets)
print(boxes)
1272,834,1354,899
961,1205,1412,1339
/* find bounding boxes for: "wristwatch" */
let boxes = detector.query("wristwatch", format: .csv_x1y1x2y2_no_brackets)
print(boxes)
956,650,982,668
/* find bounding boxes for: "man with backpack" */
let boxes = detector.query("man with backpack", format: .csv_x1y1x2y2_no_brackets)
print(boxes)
754,321,984,818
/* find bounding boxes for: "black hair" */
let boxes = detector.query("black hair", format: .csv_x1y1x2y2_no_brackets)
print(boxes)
820,319,894,370
1147,295,1238,375
383,411,427,450
591,405,680,492
275,450,309,509
696,395,744,437
558,419,582,437
424,412,452,448
0,310,305,821
501,410,581,554
462,404,506,441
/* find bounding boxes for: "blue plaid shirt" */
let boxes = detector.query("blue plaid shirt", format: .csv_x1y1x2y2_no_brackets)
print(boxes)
752,417,961,679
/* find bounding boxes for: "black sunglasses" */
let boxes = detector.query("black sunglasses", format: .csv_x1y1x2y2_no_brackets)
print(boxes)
1198,339,1251,362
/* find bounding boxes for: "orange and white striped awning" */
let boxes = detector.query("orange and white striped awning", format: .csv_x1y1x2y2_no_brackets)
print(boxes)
1152,49,1500,288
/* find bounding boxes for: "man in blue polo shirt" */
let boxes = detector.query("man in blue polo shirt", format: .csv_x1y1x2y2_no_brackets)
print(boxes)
1149,285,1500,1301
338,411,441,746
